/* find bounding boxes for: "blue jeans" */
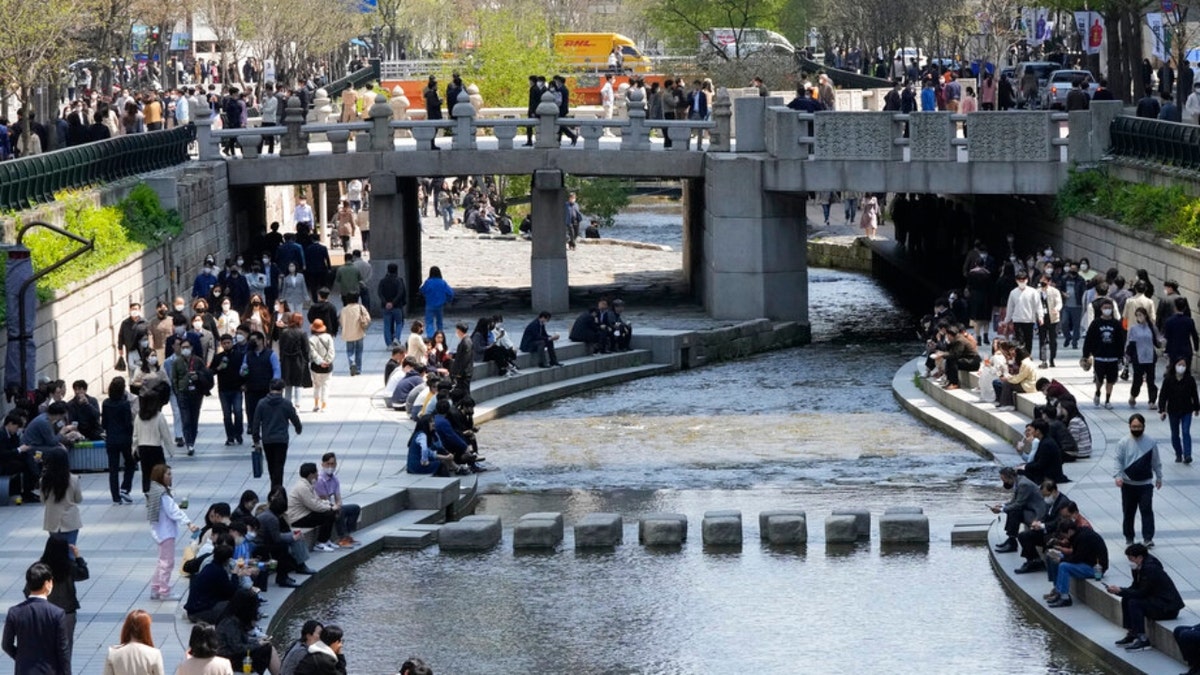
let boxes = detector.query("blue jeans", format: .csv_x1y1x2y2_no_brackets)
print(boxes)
1061,305,1082,346
425,305,445,338
1169,412,1193,460
346,339,364,372
335,503,361,538
821,203,832,223
178,392,202,446
440,204,454,230
382,307,404,346
358,287,371,313
1055,561,1095,594
219,390,244,442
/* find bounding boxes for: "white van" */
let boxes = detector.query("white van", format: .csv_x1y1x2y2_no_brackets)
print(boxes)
894,47,927,69
702,28,796,60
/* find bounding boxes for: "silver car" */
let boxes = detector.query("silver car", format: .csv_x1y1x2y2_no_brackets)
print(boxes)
1043,70,1099,109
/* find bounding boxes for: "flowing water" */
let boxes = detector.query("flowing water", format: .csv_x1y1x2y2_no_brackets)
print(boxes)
272,223,1109,673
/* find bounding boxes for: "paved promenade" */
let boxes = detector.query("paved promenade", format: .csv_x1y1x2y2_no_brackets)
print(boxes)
897,342,1200,674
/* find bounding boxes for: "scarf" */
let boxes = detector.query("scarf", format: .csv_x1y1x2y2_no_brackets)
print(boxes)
146,482,170,524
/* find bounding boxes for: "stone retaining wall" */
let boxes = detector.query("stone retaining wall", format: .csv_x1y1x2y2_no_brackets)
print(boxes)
1,163,230,392
686,319,809,368
1062,214,1200,301
807,237,873,272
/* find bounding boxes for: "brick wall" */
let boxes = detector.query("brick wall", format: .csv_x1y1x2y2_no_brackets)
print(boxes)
1062,214,1200,301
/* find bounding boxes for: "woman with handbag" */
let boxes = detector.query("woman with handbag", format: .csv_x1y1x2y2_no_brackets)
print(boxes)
309,320,336,412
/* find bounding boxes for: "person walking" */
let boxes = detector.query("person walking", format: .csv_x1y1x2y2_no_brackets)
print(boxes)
2,563,71,674
145,464,196,601
278,313,312,407
1006,270,1042,355
1114,414,1163,548
251,379,302,492
209,333,246,446
103,609,165,675
132,393,172,494
102,377,137,505
309,320,335,413
419,267,454,338
859,194,879,239
1158,357,1200,463
338,294,370,377
564,192,583,251
241,331,281,443
170,340,210,456
41,450,82,551
39,535,88,659
423,76,442,150
377,263,407,347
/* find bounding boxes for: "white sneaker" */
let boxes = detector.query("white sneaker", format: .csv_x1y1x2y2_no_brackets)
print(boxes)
314,542,337,552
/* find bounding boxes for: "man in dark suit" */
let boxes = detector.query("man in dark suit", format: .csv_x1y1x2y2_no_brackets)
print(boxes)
1020,419,1068,485
2,562,70,674
449,322,473,395
524,75,542,146
990,466,1045,553
1015,479,1071,574
520,311,562,368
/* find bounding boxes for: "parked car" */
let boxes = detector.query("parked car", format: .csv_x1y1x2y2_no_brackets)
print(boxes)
1013,61,1059,108
1042,69,1099,109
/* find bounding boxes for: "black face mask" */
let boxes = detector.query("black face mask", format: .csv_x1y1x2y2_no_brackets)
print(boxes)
1001,480,1014,490
1131,429,1144,438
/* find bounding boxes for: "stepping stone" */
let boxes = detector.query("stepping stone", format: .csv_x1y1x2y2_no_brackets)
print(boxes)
514,512,564,550
702,510,743,547
574,513,623,548
639,513,687,546
761,511,807,545
825,515,859,544
884,506,924,515
439,515,502,551
880,513,931,543
831,508,870,540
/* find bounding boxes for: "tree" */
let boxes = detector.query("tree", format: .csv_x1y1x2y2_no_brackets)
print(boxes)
462,0,565,107
0,0,81,154
567,176,631,228
643,0,786,60
241,0,363,87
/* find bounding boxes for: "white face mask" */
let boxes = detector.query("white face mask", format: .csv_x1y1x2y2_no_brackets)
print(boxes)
234,334,246,344
180,348,192,357
1178,365,1188,375
174,303,185,312
1043,249,1052,257
222,303,231,312
148,356,158,366
192,322,202,330
1102,308,1113,317
1080,263,1089,272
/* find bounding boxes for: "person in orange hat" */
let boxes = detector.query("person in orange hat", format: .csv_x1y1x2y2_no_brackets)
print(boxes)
308,319,335,412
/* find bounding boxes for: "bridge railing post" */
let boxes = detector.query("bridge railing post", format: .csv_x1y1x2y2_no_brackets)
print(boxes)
764,106,802,159
279,96,309,157
709,88,732,152
193,115,219,161
452,91,477,150
535,91,559,149
621,87,650,151
369,94,394,152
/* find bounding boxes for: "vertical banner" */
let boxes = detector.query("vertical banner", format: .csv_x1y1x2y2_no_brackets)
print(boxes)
1147,13,1166,60
4,247,36,395
1033,8,1050,45
1086,13,1105,55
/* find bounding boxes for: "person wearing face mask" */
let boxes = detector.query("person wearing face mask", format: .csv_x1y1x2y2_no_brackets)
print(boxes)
245,264,269,307
285,463,336,552
241,332,281,449
131,349,166,401
1114,414,1163,548
116,302,149,375
1059,262,1086,349
1036,275,1062,369
1158,357,1199,464
170,296,189,325
216,299,240,338
1004,270,1041,355
990,466,1044,553
314,452,359,548
260,254,279,308
1083,298,1126,409
192,257,218,300
1105,543,1184,652
1077,257,1096,282
192,299,218,339
1014,479,1072,574
1017,419,1067,485
1123,280,1157,331
221,262,251,314
210,334,247,446
186,315,215,364
280,262,310,314
1045,517,1109,608
149,302,174,362
170,337,212,457
1125,306,1161,410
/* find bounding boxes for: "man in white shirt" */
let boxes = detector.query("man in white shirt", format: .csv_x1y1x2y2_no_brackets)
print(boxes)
293,197,314,235
173,89,190,126
1006,270,1043,355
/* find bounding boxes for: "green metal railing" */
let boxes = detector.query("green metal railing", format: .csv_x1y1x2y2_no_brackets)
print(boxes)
0,125,195,212
1109,115,1200,170
323,60,381,100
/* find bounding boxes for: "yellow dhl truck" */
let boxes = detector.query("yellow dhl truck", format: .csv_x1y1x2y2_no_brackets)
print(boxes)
553,33,653,73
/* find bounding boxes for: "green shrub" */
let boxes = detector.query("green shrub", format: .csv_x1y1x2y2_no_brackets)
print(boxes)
1058,169,1200,247
0,184,183,326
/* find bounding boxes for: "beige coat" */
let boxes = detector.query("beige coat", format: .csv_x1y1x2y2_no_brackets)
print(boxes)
173,655,234,675
132,412,173,449
104,642,165,675
338,303,370,342
43,474,83,533
285,476,332,526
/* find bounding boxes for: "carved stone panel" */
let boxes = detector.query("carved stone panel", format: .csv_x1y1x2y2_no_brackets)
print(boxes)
813,112,901,161
968,112,1052,162
908,113,954,162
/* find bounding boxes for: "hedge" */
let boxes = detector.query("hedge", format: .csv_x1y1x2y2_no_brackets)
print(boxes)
0,184,183,326
1057,169,1200,247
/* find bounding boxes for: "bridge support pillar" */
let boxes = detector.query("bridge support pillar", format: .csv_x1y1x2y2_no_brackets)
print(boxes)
682,178,705,301
703,154,809,328
530,170,569,313
367,173,422,314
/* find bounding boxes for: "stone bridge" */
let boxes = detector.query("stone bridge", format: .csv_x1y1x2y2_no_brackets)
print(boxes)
189,88,1118,326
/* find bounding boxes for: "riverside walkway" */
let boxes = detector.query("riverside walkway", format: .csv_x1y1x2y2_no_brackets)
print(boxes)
895,343,1200,674
0,305,716,674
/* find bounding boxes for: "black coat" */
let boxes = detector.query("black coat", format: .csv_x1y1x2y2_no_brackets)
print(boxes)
101,397,134,447
424,87,443,120
1119,554,1185,617
278,328,312,388
1024,436,1067,485
1158,373,1200,416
